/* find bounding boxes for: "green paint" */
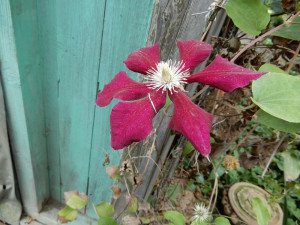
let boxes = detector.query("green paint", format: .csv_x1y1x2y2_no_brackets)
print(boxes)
87,0,155,216
9,0,49,208
0,0,48,212
1,0,155,220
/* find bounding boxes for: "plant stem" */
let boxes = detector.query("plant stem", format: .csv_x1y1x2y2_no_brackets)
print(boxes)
231,11,300,63
191,85,210,100
208,160,219,212
286,41,300,73
92,202,100,219
261,133,287,179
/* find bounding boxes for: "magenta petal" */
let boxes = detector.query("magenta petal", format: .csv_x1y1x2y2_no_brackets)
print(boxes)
124,43,160,75
96,71,151,107
110,91,166,150
169,91,213,156
186,55,267,92
177,40,213,72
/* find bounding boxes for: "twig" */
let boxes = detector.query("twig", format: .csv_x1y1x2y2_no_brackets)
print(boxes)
131,156,161,172
227,123,260,155
231,11,300,63
286,41,300,73
261,133,287,179
208,168,218,212
160,137,187,188
252,44,300,56
191,85,209,100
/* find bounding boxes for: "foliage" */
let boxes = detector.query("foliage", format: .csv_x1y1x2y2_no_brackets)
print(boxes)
163,211,186,225
225,0,270,35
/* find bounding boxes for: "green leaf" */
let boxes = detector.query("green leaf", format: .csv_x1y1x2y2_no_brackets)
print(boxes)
95,202,114,218
97,217,118,225
252,72,300,123
66,195,88,210
195,174,205,185
259,63,287,74
140,217,150,224
214,217,231,225
297,2,300,11
58,206,78,222
164,92,172,109
163,211,186,225
282,151,300,181
225,0,270,35
208,167,225,181
252,197,270,225
183,141,194,156
126,197,138,214
272,16,300,41
106,166,121,180
167,184,180,201
186,180,196,191
256,109,300,133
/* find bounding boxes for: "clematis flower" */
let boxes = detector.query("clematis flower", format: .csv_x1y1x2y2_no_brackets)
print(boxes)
96,40,265,156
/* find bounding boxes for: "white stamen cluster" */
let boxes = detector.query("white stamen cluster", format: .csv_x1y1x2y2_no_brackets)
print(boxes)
191,203,210,224
145,60,189,94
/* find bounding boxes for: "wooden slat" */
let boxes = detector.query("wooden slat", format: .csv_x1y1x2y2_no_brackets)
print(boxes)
37,0,107,202
0,0,48,212
134,0,214,201
87,0,155,216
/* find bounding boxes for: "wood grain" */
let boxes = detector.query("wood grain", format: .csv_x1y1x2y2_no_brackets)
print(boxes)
0,0,48,213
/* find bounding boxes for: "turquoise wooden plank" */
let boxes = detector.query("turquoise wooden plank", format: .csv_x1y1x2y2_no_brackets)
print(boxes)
36,1,61,201
0,0,48,212
87,0,155,215
9,0,49,206
37,0,107,202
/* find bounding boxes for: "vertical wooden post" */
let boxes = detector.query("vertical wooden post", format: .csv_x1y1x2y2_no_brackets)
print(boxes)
0,0,49,213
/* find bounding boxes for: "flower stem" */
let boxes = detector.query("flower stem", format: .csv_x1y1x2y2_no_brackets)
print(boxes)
261,133,287,179
191,85,210,100
231,11,300,63
286,41,300,73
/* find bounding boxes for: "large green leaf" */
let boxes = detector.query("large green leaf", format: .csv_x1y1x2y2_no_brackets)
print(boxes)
66,195,88,210
252,72,300,123
272,16,300,41
163,211,186,225
252,198,270,225
258,63,287,74
256,109,300,133
97,217,118,225
282,151,300,181
58,206,78,222
225,0,270,35
95,202,114,218
125,197,138,214
214,217,231,225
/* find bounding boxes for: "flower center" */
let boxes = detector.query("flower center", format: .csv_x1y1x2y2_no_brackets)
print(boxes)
161,66,172,82
145,60,189,93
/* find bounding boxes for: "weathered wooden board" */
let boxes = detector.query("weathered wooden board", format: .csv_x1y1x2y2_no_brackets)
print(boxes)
134,0,215,201
0,0,49,213
87,0,155,216
2,0,156,222
37,0,107,203
36,0,155,210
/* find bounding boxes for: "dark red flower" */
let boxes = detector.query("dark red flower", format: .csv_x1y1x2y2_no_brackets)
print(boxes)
96,40,265,156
